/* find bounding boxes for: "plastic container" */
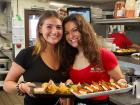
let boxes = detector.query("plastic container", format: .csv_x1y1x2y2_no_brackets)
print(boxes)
125,0,136,18
114,0,125,18
135,0,140,17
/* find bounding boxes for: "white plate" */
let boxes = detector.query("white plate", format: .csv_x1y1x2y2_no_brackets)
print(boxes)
131,53,140,60
71,85,133,99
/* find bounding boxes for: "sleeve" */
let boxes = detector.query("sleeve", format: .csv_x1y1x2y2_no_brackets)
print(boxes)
101,48,118,72
14,47,33,70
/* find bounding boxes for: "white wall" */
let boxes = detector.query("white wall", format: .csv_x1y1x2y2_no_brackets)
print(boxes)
11,0,50,56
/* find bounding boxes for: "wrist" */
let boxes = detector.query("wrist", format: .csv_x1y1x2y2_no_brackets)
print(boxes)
16,81,25,96
19,83,25,93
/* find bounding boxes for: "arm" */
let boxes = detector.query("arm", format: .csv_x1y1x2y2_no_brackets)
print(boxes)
3,62,35,96
3,62,25,93
108,64,127,83
130,43,140,49
123,34,140,49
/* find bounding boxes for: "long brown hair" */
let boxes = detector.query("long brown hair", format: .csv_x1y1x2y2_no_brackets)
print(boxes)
62,14,101,69
33,10,63,55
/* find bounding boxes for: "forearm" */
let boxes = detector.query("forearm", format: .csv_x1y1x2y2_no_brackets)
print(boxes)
3,81,17,94
108,65,125,81
131,43,140,49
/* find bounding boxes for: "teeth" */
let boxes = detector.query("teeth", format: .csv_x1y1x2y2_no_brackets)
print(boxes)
71,39,78,42
50,35,57,38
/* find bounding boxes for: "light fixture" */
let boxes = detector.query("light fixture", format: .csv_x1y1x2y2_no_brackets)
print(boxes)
49,1,65,8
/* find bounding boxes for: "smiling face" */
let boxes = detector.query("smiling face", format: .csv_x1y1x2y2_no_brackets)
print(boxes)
40,17,63,45
64,21,81,48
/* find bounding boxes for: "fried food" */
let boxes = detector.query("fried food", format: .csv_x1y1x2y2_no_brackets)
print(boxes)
58,82,70,93
42,82,48,89
99,81,111,91
77,86,89,94
91,82,104,91
46,80,58,94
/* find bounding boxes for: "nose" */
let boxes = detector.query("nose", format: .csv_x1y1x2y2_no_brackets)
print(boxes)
67,31,74,39
51,27,58,34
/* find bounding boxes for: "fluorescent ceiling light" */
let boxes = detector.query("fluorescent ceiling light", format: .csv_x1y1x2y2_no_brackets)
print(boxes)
49,2,65,7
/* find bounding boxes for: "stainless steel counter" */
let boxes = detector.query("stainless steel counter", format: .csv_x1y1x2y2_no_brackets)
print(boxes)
117,56,140,65
110,91,140,105
111,56,140,105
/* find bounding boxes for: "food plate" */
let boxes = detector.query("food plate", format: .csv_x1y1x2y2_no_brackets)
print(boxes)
32,82,74,98
113,49,137,56
131,53,140,60
33,91,74,98
71,85,133,99
113,51,136,56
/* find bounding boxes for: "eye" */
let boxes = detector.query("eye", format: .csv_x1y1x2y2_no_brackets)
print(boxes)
72,28,78,33
46,25,52,29
56,25,62,30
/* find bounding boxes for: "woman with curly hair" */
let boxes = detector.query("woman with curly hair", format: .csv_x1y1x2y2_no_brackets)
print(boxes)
62,14,127,105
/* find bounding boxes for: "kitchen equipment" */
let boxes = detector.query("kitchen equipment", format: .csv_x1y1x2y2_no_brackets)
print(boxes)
125,0,136,18
133,78,140,99
121,67,136,84
0,58,9,71
102,38,114,50
0,58,10,81
114,0,125,18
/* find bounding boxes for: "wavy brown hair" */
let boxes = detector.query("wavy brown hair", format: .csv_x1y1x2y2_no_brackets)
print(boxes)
33,10,63,56
62,14,101,69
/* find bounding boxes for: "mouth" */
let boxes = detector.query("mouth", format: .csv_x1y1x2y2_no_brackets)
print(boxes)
70,38,80,43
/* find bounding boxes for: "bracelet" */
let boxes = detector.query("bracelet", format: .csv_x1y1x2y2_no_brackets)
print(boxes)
16,81,25,96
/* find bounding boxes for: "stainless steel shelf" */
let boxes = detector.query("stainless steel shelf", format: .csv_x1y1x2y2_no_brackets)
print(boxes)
0,50,13,60
93,18,140,25
0,70,8,74
0,33,12,42
0,81,3,87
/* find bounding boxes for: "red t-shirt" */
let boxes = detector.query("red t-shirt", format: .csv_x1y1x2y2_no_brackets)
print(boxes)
69,48,118,100
110,32,133,48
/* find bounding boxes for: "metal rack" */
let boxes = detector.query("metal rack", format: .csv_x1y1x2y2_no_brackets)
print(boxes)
93,18,140,25
0,58,10,87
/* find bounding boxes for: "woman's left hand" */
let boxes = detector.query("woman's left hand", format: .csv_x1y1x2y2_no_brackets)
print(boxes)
117,78,127,84
117,78,128,87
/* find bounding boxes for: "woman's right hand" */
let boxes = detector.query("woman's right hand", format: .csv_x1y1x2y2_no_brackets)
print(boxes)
19,82,36,97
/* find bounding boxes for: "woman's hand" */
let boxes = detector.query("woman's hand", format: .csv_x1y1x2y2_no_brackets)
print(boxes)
117,78,128,88
59,98,73,105
65,79,73,85
19,82,36,97
117,78,127,84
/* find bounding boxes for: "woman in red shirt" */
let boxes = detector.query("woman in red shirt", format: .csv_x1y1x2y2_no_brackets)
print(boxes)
62,14,127,105
110,32,140,49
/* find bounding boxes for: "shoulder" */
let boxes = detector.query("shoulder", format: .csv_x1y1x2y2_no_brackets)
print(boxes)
17,46,34,56
14,46,35,69
19,46,34,54
100,48,118,71
100,48,118,64
15,46,35,60
100,48,115,56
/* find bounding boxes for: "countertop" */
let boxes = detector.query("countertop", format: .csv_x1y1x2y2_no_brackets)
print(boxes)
116,56,140,65
110,91,140,105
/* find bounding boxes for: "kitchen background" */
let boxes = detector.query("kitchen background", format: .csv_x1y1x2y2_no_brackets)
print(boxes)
0,0,140,86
